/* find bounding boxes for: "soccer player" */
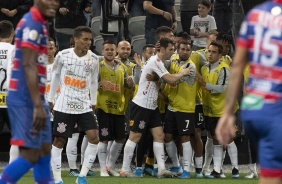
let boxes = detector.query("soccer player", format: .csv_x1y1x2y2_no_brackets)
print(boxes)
0,20,18,164
120,37,193,178
163,41,197,178
49,26,99,184
0,0,59,183
96,40,133,177
216,1,282,183
198,41,239,178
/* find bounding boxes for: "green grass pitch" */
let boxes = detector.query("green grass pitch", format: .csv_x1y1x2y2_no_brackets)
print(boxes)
16,171,258,184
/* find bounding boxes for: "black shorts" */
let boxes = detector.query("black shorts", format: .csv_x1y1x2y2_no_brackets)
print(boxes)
130,102,162,133
96,108,126,141
205,116,220,136
0,108,10,133
164,110,195,136
53,111,97,138
195,104,205,129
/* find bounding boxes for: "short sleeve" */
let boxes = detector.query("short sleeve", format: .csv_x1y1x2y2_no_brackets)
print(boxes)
21,20,44,52
152,60,169,78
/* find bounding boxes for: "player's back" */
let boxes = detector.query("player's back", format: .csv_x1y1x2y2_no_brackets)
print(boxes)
239,1,282,118
7,8,48,106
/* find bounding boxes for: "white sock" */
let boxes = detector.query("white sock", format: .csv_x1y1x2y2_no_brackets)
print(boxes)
9,145,19,163
153,142,166,171
79,143,98,177
121,140,136,172
51,145,63,182
182,141,193,171
98,142,108,172
195,156,203,169
221,150,226,168
106,141,113,164
213,145,223,173
80,135,88,165
165,141,180,167
66,133,79,169
203,137,213,170
227,141,238,169
107,141,123,169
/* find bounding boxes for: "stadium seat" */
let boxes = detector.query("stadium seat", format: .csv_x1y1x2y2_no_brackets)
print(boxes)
128,16,146,37
93,35,104,55
131,35,146,56
91,16,101,37
175,2,180,14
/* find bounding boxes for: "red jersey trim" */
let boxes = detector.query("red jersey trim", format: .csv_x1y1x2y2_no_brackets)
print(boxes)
261,168,282,178
10,139,24,146
21,42,40,52
30,7,46,24
237,39,249,49
274,0,282,4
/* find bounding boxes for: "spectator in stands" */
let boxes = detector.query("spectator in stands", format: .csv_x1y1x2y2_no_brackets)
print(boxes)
190,0,217,51
100,0,129,45
92,0,101,17
0,0,32,29
128,0,145,17
143,0,178,44
54,0,92,51
213,0,233,35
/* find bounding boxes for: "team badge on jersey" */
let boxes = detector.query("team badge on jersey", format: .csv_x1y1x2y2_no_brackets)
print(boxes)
130,120,134,126
84,62,91,72
101,128,109,136
57,122,67,133
139,121,146,129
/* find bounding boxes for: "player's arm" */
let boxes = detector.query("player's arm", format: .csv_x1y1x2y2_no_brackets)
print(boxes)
205,67,230,94
90,60,99,111
22,47,46,131
48,52,63,104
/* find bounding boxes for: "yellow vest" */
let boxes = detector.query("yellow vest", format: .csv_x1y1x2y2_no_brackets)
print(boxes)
123,61,135,111
97,60,126,115
221,55,232,65
190,51,204,103
164,59,197,113
243,64,250,86
201,62,238,117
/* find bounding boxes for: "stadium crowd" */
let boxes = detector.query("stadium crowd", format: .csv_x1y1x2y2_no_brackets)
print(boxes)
0,0,260,184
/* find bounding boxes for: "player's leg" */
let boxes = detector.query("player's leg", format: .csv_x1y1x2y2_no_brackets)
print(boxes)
96,108,110,176
164,110,181,175
120,103,146,177
176,112,195,179
203,116,214,176
76,112,99,183
150,108,175,178
206,117,222,178
51,111,76,183
245,138,258,178
66,130,80,176
193,104,204,177
107,114,126,176
0,106,41,183
32,106,54,183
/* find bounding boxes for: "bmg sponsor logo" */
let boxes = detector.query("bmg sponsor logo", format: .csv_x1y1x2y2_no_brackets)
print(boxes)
106,100,118,109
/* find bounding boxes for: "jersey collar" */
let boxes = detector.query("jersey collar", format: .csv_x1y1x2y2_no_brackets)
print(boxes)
30,7,46,24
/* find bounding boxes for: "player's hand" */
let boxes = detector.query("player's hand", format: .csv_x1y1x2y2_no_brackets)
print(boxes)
196,73,206,86
126,76,134,87
99,81,114,89
33,105,47,132
146,72,159,81
134,53,142,67
172,21,177,33
7,9,17,17
59,7,69,15
163,11,172,21
181,66,194,76
48,102,54,114
216,113,236,146
1,8,9,15
84,7,92,13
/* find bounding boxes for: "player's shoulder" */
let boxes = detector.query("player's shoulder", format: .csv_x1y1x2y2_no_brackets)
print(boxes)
88,50,99,60
60,48,72,55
